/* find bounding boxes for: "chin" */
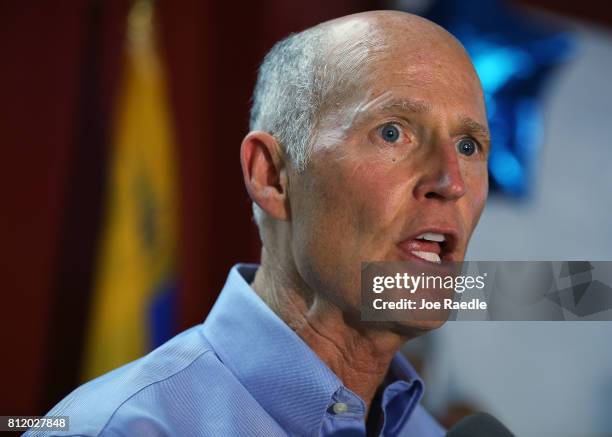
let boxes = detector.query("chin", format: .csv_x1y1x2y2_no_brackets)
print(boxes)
394,319,447,336
361,319,447,339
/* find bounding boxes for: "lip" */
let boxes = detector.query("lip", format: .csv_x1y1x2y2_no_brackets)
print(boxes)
397,227,460,263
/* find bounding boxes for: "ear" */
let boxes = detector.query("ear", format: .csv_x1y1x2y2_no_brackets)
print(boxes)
240,131,290,221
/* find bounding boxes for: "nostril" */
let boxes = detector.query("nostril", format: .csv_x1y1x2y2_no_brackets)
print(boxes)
425,191,443,200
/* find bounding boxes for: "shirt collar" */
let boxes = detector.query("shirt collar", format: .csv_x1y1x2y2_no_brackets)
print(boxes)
382,354,425,434
202,264,424,435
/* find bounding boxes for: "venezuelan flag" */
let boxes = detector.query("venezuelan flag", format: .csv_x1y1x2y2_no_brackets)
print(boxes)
82,0,177,381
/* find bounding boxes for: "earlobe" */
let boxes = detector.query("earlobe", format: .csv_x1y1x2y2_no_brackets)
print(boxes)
240,131,290,221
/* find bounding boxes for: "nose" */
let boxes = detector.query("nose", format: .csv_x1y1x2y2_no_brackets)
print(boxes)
413,142,467,201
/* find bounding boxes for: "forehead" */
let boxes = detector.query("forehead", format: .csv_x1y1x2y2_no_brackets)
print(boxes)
362,42,486,120
324,63,488,146
315,19,488,142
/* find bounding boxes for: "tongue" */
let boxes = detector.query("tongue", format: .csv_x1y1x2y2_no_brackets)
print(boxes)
398,239,441,255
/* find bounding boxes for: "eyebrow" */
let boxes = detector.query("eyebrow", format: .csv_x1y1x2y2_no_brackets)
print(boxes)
458,115,490,143
363,97,491,145
348,97,431,129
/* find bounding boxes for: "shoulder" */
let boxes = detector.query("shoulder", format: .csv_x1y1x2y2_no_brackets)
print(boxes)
24,326,235,437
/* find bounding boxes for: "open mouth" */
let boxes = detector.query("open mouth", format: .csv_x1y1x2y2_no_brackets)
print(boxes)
397,231,458,264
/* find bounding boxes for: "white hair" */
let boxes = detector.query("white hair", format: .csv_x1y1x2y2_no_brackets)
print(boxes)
250,27,325,171
248,22,385,229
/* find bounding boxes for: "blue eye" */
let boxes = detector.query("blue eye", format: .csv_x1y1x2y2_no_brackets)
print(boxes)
457,138,477,156
380,123,400,143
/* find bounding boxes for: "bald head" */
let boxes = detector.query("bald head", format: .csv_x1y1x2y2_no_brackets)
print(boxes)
318,10,468,58
250,10,481,171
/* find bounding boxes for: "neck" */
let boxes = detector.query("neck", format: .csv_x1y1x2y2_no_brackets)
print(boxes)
251,250,409,410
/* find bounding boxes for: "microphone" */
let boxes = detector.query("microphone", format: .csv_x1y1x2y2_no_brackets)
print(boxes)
446,412,514,437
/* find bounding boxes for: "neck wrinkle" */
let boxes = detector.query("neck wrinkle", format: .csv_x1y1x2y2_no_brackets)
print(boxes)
251,247,407,411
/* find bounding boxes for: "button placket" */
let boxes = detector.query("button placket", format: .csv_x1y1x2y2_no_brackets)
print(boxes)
332,402,349,415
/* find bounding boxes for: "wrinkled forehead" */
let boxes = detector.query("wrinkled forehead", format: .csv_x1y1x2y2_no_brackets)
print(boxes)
315,26,486,141
369,47,486,121
319,18,485,120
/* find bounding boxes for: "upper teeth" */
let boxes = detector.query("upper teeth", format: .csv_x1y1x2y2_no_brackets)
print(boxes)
416,232,445,242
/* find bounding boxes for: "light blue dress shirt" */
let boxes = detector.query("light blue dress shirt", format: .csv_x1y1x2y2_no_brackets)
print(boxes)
27,264,445,436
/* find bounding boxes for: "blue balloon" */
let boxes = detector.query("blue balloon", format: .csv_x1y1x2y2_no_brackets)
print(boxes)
425,0,574,197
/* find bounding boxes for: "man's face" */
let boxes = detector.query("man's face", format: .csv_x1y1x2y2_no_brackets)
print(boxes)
288,36,489,322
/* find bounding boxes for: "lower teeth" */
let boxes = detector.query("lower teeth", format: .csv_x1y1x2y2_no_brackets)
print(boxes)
411,251,441,263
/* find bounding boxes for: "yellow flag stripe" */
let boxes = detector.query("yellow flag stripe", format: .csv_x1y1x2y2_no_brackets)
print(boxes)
82,0,177,381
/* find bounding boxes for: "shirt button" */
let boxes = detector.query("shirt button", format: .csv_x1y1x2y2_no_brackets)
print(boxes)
332,402,348,415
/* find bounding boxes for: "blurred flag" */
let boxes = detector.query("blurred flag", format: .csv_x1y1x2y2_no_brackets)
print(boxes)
82,0,178,380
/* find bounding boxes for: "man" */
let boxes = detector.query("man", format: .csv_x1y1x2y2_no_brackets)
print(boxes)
30,10,489,437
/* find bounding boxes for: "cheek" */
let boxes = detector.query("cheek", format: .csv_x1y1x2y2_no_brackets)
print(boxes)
291,158,412,310
335,158,412,239
294,157,409,263
463,163,489,229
